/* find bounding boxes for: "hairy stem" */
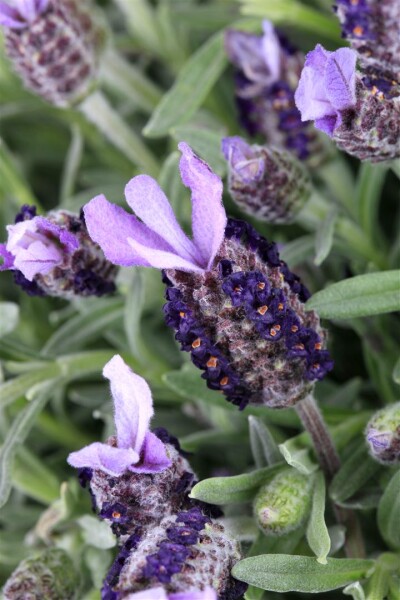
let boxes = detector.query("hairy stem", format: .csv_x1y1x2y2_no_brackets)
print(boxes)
296,394,366,558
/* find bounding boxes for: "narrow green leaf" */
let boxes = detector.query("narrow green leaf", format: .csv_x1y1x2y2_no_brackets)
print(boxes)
78,516,116,550
59,124,83,204
378,469,400,550
170,125,227,176
314,208,337,266
279,235,315,268
0,365,62,408
248,416,282,468
0,138,39,209
231,555,375,593
343,582,366,600
189,464,283,504
144,31,227,137
306,271,400,319
13,447,60,504
356,163,388,244
307,472,331,564
329,443,380,504
0,302,19,338
393,357,400,384
279,437,318,475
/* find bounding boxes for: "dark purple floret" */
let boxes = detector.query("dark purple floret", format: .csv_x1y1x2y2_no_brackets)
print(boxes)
77,467,93,488
166,525,199,545
153,427,192,458
101,531,141,600
73,268,116,296
176,507,211,531
14,204,37,223
221,577,249,600
13,270,45,296
99,502,130,524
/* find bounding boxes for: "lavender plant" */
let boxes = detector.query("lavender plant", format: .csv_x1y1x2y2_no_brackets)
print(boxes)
0,1,399,599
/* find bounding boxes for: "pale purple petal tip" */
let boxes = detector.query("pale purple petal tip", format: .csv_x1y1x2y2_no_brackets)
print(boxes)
0,2,26,28
67,442,139,476
314,115,338,137
127,237,204,273
178,142,226,270
129,431,172,474
325,48,357,110
222,136,265,183
367,429,391,450
103,354,154,455
35,217,78,253
0,243,15,270
124,589,168,600
170,587,218,600
261,20,281,80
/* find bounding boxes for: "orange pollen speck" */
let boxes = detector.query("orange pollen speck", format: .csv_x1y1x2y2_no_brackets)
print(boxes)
207,357,218,368
112,511,121,519
257,282,265,290
192,338,201,349
278,303,284,310
274,324,281,331
234,286,242,293
314,342,322,350
371,86,379,95
279,273,284,281
353,25,364,36
313,363,320,369
220,376,229,386
291,325,299,333
270,328,277,337
179,311,185,318
257,305,268,315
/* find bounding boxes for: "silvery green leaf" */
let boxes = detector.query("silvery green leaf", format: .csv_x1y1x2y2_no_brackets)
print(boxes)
279,437,318,475
306,472,330,564
0,302,19,338
78,515,116,550
378,470,400,550
343,582,366,600
248,416,282,468
329,442,380,504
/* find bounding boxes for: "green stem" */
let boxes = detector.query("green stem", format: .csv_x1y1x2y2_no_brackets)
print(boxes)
79,91,159,176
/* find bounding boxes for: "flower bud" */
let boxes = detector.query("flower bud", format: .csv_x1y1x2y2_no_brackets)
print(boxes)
103,508,246,600
253,469,312,536
222,136,311,224
366,402,400,465
3,548,79,600
0,205,117,298
0,0,107,107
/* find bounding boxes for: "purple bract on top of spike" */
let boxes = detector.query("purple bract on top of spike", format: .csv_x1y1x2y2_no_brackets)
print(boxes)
68,355,171,476
0,0,48,29
83,145,333,409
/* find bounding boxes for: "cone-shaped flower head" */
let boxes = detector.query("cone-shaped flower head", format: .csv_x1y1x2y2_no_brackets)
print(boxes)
224,21,321,162
68,355,171,476
222,136,311,224
295,44,400,161
0,205,117,298
253,469,313,536
84,144,333,410
0,0,106,107
365,402,400,465
68,355,197,541
3,548,79,600
102,509,245,600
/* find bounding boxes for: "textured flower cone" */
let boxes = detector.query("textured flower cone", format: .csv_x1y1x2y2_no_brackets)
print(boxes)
253,469,312,536
103,508,245,600
3,548,79,600
223,137,311,224
366,402,400,465
3,0,106,107
334,0,400,83
82,435,197,544
1,206,117,298
333,78,400,162
164,219,332,410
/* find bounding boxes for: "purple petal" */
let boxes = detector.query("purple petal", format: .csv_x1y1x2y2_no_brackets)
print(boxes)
170,587,218,600
125,175,200,264
0,244,15,270
0,2,26,28
314,115,338,136
305,43,330,73
34,0,49,13
178,142,226,270
67,442,139,476
35,216,78,253
325,48,357,110
127,236,205,272
261,20,281,80
222,137,265,183
221,136,253,162
12,240,62,280
295,65,334,121
224,29,270,85
123,589,168,600
367,429,391,450
16,0,38,21
83,195,173,267
103,355,154,455
129,431,172,474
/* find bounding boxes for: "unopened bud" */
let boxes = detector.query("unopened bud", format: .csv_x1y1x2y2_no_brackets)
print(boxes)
253,469,312,536
222,136,311,224
1,0,107,107
366,402,400,465
3,548,79,600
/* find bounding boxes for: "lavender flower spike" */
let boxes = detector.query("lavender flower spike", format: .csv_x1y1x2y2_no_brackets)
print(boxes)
84,143,226,273
124,586,217,600
295,44,357,137
68,355,171,476
0,0,48,29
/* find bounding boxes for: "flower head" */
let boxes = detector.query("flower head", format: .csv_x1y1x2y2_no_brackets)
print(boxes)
0,0,48,29
68,355,171,476
295,44,357,136
366,402,400,465
83,143,226,273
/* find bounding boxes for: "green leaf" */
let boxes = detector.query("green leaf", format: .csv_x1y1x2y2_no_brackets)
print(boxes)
378,469,400,550
329,442,380,504
277,235,315,268
231,555,375,593
279,437,318,475
307,472,331,565
12,447,60,505
306,271,400,319
0,364,62,408
343,582,366,600
78,516,116,550
0,302,19,338
143,31,227,138
355,163,388,245
170,124,227,176
248,416,282,468
314,208,337,266
189,464,283,504
393,357,400,384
